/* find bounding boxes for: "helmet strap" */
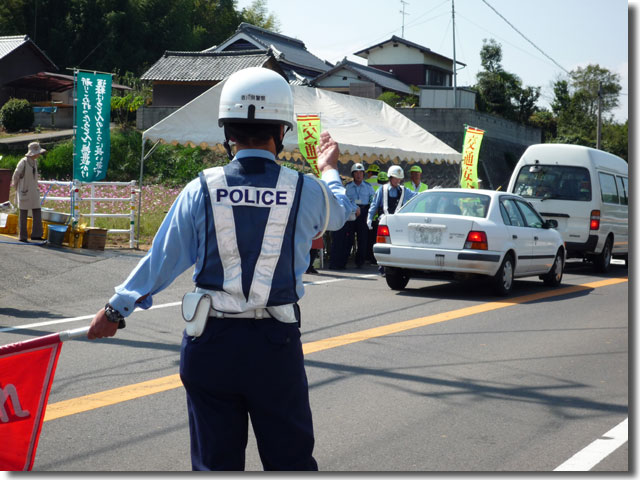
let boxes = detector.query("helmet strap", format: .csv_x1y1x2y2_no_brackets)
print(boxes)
223,131,234,160
274,125,290,157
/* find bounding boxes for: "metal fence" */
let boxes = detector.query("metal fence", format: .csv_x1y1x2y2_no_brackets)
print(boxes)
39,180,138,248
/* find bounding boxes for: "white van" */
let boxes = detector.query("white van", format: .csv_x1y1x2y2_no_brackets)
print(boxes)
507,144,628,272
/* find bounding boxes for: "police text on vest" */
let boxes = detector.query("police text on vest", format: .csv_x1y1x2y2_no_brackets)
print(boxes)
214,187,293,207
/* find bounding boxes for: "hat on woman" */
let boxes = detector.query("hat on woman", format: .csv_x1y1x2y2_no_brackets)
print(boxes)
26,142,46,157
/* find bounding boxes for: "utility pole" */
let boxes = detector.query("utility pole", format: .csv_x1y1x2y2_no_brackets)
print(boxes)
452,0,457,108
596,82,602,149
400,0,409,38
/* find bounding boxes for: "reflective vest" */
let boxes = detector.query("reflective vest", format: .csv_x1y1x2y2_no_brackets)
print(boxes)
380,184,405,216
196,157,303,313
404,181,428,192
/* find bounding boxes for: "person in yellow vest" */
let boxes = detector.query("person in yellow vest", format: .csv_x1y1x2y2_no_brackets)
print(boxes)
365,164,379,190
404,165,428,192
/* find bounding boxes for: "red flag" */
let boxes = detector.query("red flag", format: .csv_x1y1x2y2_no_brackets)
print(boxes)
0,333,63,471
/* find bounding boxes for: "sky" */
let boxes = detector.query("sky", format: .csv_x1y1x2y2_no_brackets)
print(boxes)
235,0,630,122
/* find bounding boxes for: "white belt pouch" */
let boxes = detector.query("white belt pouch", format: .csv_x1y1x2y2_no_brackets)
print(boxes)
181,292,212,337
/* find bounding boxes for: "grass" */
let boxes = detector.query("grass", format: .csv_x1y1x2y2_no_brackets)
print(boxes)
8,182,181,249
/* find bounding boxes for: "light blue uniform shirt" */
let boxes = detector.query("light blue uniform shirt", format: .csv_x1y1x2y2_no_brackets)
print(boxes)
109,149,352,317
367,184,417,226
345,180,375,206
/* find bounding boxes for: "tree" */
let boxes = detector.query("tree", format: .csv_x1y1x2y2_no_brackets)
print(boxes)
474,39,539,124
550,64,624,157
241,0,280,32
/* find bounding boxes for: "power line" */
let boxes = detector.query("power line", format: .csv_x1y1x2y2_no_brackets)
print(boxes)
480,0,570,75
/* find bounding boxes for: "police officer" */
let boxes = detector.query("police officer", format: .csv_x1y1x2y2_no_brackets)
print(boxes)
345,163,375,268
367,165,417,230
86,67,352,471
404,165,428,192
366,171,389,264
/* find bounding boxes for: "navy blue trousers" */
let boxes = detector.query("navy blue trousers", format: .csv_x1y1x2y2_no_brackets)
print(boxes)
179,317,318,471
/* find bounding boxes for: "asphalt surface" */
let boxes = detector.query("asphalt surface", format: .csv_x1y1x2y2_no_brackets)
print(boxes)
0,236,629,472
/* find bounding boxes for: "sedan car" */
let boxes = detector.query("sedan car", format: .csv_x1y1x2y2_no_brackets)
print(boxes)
373,188,565,295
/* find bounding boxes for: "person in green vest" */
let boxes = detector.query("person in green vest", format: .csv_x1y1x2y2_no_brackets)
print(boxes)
365,164,379,190
404,165,428,192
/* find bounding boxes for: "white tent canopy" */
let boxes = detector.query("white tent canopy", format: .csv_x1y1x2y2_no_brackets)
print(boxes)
142,82,461,165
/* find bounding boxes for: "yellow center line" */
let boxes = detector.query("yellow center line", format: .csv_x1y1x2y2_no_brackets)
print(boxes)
43,277,627,422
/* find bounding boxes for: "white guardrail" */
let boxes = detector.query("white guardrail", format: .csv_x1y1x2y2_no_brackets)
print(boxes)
39,180,138,248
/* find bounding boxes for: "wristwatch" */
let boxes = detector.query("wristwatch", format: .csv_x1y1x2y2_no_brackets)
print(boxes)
104,303,126,329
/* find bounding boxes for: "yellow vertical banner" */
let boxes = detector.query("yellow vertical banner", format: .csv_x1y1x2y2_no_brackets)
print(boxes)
297,114,321,177
459,125,485,189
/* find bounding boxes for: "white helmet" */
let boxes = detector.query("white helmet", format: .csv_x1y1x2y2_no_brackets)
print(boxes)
388,165,404,179
218,67,294,129
351,163,365,173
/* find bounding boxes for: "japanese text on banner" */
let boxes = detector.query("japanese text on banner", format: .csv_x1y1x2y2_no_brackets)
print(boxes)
74,72,112,182
297,114,321,177
459,126,485,189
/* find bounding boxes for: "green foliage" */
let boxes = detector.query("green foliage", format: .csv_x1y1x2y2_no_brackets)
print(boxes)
39,141,73,179
378,92,401,107
474,39,540,124
241,0,281,31
548,64,625,158
0,98,34,131
111,93,145,127
0,0,279,77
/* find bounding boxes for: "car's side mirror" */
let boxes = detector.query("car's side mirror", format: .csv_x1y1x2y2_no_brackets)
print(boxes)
544,219,558,229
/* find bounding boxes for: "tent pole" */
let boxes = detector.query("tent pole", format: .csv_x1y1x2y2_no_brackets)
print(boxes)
136,139,160,248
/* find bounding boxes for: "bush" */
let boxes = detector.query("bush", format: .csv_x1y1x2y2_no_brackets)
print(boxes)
0,98,34,132
40,141,73,179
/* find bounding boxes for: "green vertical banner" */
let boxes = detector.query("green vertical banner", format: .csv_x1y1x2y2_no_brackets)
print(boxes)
297,114,321,177
459,125,485,189
74,72,112,182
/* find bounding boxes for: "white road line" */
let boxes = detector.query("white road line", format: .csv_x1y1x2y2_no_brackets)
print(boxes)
554,418,628,471
1,274,376,333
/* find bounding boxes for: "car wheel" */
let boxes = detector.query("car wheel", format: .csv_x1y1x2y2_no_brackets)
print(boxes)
385,267,409,290
493,253,514,296
594,237,612,273
542,249,564,286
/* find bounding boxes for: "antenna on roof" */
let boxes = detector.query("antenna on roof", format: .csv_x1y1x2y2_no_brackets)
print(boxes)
400,0,409,38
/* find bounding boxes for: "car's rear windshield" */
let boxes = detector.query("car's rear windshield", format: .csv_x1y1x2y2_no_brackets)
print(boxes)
512,165,591,201
400,191,491,218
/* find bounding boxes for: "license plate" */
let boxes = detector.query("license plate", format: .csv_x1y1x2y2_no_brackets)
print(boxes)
408,223,444,245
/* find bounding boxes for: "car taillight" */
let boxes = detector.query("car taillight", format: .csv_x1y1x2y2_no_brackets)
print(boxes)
590,210,600,230
377,224,391,244
464,231,488,250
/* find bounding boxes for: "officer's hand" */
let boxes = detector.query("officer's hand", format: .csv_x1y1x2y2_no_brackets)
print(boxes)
367,221,373,230
355,206,361,217
87,308,119,340
317,131,339,174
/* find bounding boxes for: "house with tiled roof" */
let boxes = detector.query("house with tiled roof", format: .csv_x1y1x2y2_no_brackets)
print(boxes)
354,35,475,108
0,35,58,105
140,49,285,107
208,22,332,85
310,58,413,99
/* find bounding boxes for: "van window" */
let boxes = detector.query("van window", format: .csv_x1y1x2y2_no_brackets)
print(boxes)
616,176,628,205
599,172,619,204
513,165,591,201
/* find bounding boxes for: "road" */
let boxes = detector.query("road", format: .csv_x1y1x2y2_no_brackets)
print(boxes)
0,238,629,472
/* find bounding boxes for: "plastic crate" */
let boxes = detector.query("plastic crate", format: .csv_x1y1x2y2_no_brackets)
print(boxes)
0,213,18,234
